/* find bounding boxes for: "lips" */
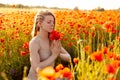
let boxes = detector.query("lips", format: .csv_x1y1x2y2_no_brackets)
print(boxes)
49,26,54,29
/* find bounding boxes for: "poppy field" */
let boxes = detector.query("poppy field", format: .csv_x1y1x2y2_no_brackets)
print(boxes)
0,8,120,80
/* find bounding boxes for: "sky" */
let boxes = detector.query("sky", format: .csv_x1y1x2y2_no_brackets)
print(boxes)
0,0,120,10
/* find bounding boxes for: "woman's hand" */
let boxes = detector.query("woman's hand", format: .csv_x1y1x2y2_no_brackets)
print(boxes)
50,40,61,56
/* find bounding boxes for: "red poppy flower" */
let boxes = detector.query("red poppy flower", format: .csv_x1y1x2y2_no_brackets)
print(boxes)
22,42,29,49
55,64,64,72
50,30,61,40
20,51,27,56
0,38,5,43
105,64,116,74
73,58,79,64
62,67,73,79
91,51,103,62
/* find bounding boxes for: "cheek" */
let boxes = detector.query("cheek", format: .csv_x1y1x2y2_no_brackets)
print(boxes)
42,25,48,30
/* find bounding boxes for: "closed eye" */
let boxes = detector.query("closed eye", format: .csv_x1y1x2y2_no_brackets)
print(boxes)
47,21,54,24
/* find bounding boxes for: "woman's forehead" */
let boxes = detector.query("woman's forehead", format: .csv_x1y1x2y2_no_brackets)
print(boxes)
44,15,54,21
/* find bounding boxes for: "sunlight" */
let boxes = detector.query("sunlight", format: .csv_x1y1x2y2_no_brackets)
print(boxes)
0,0,120,10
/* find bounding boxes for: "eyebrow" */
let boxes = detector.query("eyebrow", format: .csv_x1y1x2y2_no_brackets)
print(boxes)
46,19,54,22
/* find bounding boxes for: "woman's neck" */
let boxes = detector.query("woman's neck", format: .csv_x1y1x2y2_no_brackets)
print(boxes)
37,30,49,40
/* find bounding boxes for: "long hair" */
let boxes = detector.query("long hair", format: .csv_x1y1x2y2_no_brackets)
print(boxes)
31,10,55,37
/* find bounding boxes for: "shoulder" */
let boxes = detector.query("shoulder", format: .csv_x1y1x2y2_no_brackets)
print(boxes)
29,36,40,47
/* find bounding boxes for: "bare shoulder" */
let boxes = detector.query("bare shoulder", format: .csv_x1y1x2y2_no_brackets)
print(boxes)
29,36,40,47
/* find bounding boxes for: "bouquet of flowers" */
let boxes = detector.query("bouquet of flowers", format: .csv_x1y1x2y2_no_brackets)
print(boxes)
50,30,61,40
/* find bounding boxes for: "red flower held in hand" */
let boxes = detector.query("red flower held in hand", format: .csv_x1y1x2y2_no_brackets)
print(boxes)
50,30,61,40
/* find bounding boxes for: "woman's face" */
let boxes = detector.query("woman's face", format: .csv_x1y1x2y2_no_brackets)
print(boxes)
40,15,55,32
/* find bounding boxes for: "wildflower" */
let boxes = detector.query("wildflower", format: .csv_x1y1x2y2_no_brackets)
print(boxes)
109,44,114,49
111,60,120,68
107,77,117,80
116,55,120,60
84,45,91,54
55,64,64,72
102,47,109,54
116,36,120,41
10,68,16,76
103,21,116,33
91,32,95,37
62,67,73,79
25,31,30,35
67,43,72,47
90,51,103,62
0,38,5,43
73,58,79,64
38,66,55,80
20,51,27,56
22,42,29,49
106,52,116,59
50,30,61,40
104,64,116,74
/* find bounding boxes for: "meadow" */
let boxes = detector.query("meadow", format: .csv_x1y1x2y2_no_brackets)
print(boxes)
0,8,120,80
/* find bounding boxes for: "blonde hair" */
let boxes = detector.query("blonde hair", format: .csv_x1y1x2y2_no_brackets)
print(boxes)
31,10,55,37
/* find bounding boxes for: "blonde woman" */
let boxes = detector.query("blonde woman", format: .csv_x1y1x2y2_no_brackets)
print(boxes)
27,10,71,80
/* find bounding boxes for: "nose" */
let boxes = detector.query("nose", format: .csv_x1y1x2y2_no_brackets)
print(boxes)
51,22,54,27
51,22,54,25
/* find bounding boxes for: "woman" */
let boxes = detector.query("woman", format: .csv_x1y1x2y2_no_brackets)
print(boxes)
27,10,71,80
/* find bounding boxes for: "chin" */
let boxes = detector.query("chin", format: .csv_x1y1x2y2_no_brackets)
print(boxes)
49,29,54,32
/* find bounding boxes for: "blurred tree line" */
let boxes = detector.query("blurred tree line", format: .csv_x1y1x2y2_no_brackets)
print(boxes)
0,3,69,10
73,6,120,11
0,3,120,11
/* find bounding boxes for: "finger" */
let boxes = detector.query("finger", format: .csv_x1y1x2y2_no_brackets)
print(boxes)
58,40,62,47
57,40,60,47
55,40,61,49
58,41,60,47
50,44,53,49
57,41,61,49
53,40,57,46
50,41,54,49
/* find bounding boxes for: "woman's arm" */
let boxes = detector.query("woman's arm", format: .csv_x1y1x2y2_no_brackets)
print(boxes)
59,47,71,62
29,40,59,71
